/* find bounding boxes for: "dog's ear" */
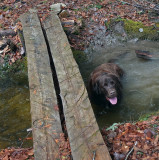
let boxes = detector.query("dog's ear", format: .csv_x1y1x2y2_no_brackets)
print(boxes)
93,80,101,95
112,75,122,89
116,67,124,78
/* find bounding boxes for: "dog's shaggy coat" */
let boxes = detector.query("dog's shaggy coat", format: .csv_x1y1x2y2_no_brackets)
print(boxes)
89,63,124,106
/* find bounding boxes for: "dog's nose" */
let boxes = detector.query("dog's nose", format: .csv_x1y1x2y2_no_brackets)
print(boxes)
110,90,115,96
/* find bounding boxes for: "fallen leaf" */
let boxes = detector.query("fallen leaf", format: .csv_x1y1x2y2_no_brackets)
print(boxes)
27,149,34,156
25,137,33,140
54,105,59,111
33,89,36,94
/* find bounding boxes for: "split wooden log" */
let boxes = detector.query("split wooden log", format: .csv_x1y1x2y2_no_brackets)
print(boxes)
20,9,63,160
43,12,112,160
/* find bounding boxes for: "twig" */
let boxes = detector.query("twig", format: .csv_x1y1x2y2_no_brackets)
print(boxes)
19,130,32,148
125,141,138,160
92,151,96,160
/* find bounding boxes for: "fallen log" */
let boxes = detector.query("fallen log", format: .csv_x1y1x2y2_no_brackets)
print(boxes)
135,50,159,60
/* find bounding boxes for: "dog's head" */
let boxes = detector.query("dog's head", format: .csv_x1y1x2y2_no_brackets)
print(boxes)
92,73,122,105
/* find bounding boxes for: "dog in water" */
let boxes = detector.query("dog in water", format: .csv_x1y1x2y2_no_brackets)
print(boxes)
88,63,124,106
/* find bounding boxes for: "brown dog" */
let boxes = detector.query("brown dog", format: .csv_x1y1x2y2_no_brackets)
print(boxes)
88,63,124,106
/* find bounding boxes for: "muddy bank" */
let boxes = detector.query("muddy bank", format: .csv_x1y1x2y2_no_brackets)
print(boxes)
101,114,159,160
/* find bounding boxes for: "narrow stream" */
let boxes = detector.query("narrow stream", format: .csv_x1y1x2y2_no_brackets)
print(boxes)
76,40,159,128
0,72,32,149
0,40,158,148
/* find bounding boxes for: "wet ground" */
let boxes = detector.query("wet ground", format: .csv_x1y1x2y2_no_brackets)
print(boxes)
76,40,159,128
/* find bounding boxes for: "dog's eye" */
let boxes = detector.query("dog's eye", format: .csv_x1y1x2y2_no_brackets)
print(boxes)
110,81,114,85
104,83,108,86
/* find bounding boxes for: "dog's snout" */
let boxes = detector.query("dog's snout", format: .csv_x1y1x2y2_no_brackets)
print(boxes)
110,90,115,96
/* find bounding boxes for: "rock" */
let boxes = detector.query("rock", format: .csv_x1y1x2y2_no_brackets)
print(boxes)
50,3,66,14
128,38,138,43
113,21,127,37
0,39,17,53
114,152,125,160
0,40,7,50
20,47,25,55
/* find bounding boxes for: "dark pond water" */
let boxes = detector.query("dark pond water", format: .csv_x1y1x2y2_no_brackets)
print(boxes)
75,40,159,128
0,71,32,149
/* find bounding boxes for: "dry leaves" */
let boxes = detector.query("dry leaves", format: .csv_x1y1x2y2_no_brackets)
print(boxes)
58,133,71,159
0,132,72,160
0,148,34,160
102,115,159,160
1,0,158,54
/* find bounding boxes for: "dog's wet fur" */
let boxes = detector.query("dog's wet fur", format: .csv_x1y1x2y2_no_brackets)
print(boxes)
88,63,124,107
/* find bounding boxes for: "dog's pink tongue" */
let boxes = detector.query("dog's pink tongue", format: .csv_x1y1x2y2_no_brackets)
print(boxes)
108,97,117,105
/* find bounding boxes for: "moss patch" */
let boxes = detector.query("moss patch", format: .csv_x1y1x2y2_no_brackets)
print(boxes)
10,57,28,73
109,18,159,40
0,57,28,77
72,49,87,64
123,19,159,40
0,57,28,88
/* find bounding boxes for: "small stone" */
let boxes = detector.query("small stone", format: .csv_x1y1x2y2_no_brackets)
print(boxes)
50,3,66,14
139,28,143,32
0,40,7,50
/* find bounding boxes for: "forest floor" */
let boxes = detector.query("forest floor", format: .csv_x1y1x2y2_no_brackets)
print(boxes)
1,0,159,64
102,114,159,160
0,0,159,159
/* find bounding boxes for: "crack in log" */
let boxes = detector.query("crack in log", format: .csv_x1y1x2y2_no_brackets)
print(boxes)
40,22,67,136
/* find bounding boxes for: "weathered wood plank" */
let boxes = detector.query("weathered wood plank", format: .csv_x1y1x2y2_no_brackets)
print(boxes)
20,9,63,160
43,13,111,160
